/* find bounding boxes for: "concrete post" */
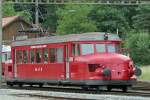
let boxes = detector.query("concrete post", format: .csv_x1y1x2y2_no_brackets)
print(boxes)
35,0,39,28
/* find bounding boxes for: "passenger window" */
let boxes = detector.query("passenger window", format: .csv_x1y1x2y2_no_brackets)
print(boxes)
36,49,42,63
17,50,22,63
57,48,63,63
43,48,48,63
23,50,28,63
50,48,56,63
30,50,34,63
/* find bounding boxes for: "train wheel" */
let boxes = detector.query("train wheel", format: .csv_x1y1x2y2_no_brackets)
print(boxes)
107,86,112,92
122,86,127,92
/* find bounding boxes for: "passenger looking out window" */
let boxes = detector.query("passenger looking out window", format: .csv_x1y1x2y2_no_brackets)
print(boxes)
36,49,42,63
30,50,34,63
43,48,48,63
23,50,28,63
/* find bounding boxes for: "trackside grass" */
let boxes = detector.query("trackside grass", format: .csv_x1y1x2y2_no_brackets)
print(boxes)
138,65,150,81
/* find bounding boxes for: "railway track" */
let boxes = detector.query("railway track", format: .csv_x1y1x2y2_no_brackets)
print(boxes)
1,81,150,98
132,81,150,91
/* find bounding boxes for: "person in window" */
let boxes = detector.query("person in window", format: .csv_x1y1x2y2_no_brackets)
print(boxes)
31,56,34,63
36,52,41,63
44,54,48,63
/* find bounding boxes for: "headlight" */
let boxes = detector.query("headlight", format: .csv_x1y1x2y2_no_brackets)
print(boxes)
103,68,111,77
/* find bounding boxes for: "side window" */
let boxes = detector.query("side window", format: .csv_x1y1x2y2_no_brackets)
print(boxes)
23,50,28,63
43,48,48,63
4,54,7,61
2,53,6,62
36,49,42,63
57,48,63,63
72,44,80,56
72,44,75,56
7,52,11,60
2,53,4,62
50,48,56,63
17,50,22,63
30,49,34,63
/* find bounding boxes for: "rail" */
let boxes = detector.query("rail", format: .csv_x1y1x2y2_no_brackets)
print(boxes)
1,81,150,98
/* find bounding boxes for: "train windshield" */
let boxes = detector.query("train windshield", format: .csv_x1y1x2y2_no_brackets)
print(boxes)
96,43,120,53
107,44,120,53
107,44,116,53
81,44,94,55
96,44,106,53
80,43,120,55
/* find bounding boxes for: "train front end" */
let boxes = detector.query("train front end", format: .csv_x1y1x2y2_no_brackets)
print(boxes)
72,33,141,92
77,54,141,92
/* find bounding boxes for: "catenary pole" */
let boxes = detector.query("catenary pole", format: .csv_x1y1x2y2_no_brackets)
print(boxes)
35,0,39,28
0,0,3,87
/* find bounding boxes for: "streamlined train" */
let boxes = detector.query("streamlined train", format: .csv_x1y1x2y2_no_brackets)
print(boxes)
3,32,141,92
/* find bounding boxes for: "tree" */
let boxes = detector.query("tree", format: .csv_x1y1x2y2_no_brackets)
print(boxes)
42,5,58,32
2,3,16,17
2,3,32,21
132,5,150,33
118,6,137,29
90,6,130,34
56,5,97,34
125,32,150,65
16,10,32,21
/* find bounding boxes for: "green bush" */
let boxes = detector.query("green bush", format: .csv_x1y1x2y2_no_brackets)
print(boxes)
125,32,150,65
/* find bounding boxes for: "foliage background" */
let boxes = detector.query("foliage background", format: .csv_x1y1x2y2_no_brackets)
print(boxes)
2,2,150,65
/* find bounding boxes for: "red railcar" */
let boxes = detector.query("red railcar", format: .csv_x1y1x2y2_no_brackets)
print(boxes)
4,32,141,92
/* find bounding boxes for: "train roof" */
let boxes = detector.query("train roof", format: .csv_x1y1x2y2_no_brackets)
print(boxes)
12,32,121,47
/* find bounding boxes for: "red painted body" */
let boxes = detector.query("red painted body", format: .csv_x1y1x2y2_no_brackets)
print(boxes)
4,33,137,87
